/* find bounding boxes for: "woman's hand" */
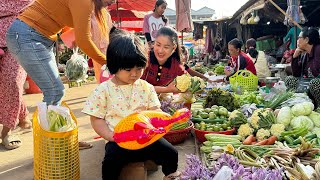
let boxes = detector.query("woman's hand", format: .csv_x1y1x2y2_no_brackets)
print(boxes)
167,81,180,93
224,69,232,76
293,48,304,58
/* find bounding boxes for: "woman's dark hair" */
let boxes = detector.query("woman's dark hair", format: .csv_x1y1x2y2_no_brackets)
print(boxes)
181,45,187,54
246,38,256,49
248,48,258,59
154,0,168,24
156,26,182,62
228,38,243,50
214,44,221,51
107,31,147,74
301,27,320,45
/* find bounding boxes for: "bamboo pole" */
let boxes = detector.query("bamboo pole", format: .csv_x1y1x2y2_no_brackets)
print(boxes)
267,0,302,29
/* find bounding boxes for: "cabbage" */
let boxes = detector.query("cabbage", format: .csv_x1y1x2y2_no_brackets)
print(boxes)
309,111,320,127
276,106,292,126
291,102,314,116
312,127,320,138
290,116,314,131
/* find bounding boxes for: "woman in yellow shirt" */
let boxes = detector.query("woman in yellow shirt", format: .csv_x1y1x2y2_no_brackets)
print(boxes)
6,0,113,105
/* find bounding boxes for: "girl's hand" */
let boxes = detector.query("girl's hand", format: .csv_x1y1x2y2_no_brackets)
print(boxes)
107,132,115,142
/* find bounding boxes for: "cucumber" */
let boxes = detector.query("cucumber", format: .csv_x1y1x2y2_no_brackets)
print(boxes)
284,136,294,144
305,134,317,141
192,117,225,124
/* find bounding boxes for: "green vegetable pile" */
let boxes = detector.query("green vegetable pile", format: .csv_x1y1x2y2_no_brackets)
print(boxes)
204,88,240,111
47,110,76,132
234,91,264,106
213,65,225,75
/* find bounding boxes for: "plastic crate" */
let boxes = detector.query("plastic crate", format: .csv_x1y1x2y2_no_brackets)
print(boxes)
256,38,276,52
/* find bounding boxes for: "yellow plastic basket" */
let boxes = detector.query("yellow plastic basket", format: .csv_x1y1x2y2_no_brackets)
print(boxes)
229,70,258,92
33,102,80,180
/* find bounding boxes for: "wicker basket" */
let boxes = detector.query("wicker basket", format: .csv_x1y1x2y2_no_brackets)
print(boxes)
164,122,193,145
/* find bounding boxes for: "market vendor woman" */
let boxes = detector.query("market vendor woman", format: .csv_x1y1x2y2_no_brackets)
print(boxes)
285,27,320,108
141,26,186,93
224,38,257,81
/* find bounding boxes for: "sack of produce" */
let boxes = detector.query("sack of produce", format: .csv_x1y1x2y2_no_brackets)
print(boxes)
65,47,88,81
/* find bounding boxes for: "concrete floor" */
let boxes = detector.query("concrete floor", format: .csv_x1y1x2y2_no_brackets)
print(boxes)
0,82,196,180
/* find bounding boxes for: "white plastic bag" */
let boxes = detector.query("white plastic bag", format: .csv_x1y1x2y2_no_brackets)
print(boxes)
65,47,88,81
213,166,233,180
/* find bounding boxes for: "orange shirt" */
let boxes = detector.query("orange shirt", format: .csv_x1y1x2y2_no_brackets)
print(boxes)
18,0,107,64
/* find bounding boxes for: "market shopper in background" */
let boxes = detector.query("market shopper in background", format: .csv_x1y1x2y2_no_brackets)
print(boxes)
181,45,213,83
0,0,33,150
82,31,181,180
141,26,185,93
246,38,271,82
143,0,169,49
285,27,320,108
224,38,256,81
6,0,114,149
284,26,301,50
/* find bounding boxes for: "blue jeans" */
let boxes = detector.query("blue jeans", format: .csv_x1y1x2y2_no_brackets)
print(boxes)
6,19,64,105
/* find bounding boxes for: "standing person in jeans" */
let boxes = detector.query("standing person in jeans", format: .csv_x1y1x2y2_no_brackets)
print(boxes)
0,0,33,150
143,0,169,49
6,0,115,149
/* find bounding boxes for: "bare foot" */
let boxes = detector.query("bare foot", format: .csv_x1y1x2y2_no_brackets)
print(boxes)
18,120,32,129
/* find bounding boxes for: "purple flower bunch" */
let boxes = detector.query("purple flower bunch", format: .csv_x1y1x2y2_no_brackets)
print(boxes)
160,99,185,115
182,153,283,180
181,154,213,180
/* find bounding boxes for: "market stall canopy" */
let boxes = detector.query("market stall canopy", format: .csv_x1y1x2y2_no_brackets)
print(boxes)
108,0,156,11
109,8,147,21
233,0,320,26
119,21,144,32
175,0,193,32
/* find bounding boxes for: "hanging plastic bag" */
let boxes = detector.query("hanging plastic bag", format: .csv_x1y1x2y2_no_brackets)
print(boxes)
65,47,88,81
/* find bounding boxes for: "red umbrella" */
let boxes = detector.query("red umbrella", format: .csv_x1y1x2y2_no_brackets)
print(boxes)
109,8,146,21
119,21,144,32
108,0,156,11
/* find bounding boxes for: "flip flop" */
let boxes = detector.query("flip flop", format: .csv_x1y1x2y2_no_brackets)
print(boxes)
79,141,93,150
164,171,181,180
2,134,22,150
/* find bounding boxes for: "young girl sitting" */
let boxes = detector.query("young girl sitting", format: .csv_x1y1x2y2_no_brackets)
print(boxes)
82,31,181,180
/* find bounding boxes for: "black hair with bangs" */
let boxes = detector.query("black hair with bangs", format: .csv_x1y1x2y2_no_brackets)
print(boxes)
107,31,147,74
